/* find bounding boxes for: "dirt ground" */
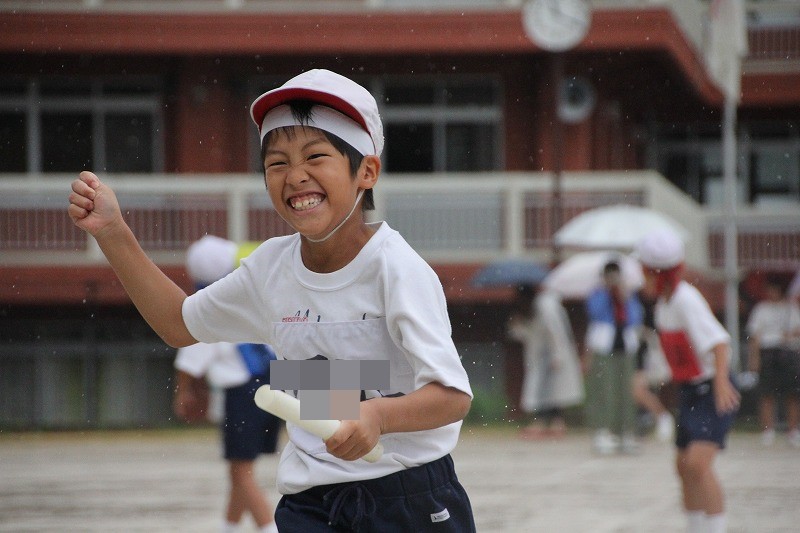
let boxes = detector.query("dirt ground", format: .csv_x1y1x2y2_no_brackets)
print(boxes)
1,425,798,532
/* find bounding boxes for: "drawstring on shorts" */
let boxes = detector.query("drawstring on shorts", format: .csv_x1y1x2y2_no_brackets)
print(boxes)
323,482,376,531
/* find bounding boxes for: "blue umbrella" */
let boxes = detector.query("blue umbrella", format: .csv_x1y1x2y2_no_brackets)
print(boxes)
471,259,549,288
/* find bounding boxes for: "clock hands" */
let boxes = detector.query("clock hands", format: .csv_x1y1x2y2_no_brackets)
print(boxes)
546,0,590,28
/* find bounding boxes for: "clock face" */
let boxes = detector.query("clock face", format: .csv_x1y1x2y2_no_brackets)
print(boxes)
522,0,592,52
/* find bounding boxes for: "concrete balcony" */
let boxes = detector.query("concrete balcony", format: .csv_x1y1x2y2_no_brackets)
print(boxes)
2,171,797,274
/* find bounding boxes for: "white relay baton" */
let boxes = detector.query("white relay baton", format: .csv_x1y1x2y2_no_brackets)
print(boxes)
254,385,384,463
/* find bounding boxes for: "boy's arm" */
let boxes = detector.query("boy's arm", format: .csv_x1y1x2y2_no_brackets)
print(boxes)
787,304,800,340
580,345,593,375
325,382,471,462
69,171,195,347
172,369,209,423
747,334,761,372
711,342,740,415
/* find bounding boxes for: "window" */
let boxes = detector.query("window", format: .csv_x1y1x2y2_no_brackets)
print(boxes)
377,77,503,173
749,143,799,203
747,121,800,203
105,114,155,173
0,78,163,174
649,120,800,205
0,112,27,172
385,123,434,172
41,112,94,172
248,75,504,174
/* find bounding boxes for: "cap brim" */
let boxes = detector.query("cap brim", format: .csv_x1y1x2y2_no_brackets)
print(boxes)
250,88,367,133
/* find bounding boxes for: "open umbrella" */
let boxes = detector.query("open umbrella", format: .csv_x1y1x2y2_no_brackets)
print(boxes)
471,259,549,288
542,251,644,299
554,204,690,250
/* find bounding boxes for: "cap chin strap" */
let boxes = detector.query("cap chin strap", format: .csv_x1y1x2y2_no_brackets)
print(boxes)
305,189,365,243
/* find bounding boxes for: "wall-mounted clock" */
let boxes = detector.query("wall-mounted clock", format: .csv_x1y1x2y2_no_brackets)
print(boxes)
522,0,592,52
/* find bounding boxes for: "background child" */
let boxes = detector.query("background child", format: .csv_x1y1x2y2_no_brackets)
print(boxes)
637,228,740,533
507,284,583,439
746,274,800,447
583,260,643,454
68,68,475,531
173,235,281,533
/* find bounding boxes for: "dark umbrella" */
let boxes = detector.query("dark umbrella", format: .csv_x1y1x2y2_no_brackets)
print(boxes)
471,259,549,288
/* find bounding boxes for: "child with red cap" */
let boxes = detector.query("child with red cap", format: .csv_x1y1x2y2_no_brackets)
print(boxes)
68,69,475,532
637,228,740,533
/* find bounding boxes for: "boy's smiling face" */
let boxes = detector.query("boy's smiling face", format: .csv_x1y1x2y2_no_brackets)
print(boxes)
263,125,377,245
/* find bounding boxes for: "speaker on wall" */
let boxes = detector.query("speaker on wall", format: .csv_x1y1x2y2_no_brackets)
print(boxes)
557,76,596,124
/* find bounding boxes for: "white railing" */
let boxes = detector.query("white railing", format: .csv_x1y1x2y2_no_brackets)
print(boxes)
707,205,800,270
3,170,798,270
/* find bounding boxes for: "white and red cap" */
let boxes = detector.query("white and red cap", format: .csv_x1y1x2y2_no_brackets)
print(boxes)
636,228,686,269
249,69,384,157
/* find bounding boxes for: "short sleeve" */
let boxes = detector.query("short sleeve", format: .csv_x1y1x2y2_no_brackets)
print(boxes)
680,286,730,355
182,256,270,345
383,249,472,398
745,304,764,335
174,342,217,377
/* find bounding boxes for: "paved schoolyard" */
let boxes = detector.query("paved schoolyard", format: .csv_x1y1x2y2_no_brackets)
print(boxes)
0,426,798,532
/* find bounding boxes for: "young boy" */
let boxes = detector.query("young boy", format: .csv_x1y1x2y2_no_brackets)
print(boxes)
636,228,740,533
583,260,643,454
173,235,281,533
746,274,800,447
68,68,475,532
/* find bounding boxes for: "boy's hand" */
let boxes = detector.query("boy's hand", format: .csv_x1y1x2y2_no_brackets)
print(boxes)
173,387,209,423
172,372,210,424
713,375,741,415
68,171,124,237
325,399,384,461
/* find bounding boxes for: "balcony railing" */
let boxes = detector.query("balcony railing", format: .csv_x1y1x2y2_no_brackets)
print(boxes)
3,171,798,271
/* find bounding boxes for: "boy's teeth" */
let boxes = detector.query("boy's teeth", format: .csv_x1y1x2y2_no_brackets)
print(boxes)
292,196,322,210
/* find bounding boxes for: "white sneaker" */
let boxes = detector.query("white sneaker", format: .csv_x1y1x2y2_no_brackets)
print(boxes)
621,433,641,454
656,412,675,443
593,429,620,455
788,429,800,449
260,523,279,533
761,429,776,447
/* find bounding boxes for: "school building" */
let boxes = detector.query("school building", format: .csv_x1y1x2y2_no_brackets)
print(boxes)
1,0,798,428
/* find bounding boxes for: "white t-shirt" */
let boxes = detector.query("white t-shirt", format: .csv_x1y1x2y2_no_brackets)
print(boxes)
182,222,473,494
174,342,250,389
746,300,800,349
655,281,730,383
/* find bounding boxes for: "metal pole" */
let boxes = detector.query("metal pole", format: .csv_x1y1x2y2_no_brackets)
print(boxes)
722,95,740,370
551,53,564,265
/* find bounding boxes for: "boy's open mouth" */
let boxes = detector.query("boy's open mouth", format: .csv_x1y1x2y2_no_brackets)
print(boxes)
289,193,325,211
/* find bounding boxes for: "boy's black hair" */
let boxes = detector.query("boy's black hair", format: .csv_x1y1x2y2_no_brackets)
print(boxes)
260,100,374,211
603,260,621,274
511,284,537,319
764,273,788,295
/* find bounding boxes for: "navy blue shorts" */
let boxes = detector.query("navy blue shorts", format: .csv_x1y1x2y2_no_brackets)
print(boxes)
223,375,281,461
274,454,476,532
675,379,736,450
758,348,800,396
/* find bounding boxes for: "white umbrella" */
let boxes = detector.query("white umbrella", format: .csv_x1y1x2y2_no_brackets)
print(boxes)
542,251,644,299
554,204,690,250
